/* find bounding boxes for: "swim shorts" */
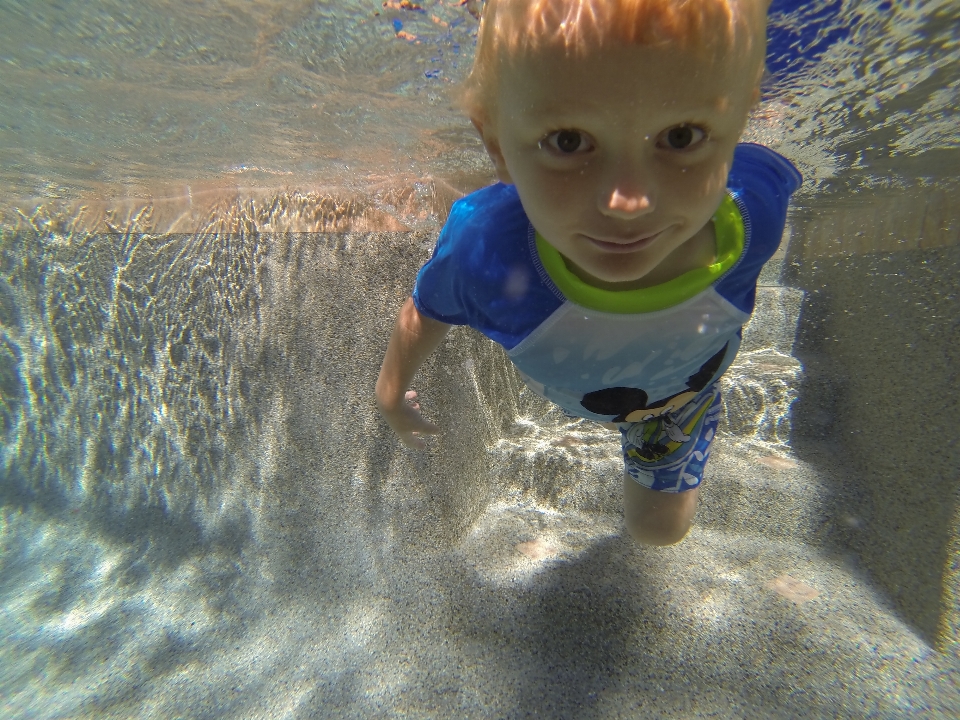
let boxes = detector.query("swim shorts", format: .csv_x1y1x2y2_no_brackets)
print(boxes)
619,384,722,493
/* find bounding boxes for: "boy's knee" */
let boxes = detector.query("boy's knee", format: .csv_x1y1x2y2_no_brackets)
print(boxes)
623,477,699,546
625,512,693,546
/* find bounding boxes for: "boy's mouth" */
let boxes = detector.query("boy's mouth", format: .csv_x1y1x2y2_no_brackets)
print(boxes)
585,231,662,253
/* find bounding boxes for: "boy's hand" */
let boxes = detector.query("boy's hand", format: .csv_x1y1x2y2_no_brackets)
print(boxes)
377,389,441,450
376,296,452,449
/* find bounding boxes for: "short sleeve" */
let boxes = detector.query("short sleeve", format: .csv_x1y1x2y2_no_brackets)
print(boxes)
411,183,534,327
410,183,563,348
729,143,802,230
411,199,474,325
716,143,802,313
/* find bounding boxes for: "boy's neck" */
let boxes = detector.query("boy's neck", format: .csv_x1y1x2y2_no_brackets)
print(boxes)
562,221,718,292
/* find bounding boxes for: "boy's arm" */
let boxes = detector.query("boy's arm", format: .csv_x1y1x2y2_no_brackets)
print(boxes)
375,296,452,449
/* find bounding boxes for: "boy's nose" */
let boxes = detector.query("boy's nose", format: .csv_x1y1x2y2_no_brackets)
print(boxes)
600,176,656,219
605,188,653,217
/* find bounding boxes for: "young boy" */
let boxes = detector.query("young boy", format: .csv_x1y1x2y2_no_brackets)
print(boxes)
376,0,801,546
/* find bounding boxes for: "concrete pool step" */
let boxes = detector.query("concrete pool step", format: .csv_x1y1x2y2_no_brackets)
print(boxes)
4,490,957,720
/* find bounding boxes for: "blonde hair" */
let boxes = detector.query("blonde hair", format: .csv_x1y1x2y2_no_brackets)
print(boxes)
462,0,769,121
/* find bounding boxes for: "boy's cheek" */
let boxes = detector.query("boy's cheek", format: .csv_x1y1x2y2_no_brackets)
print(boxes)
694,162,734,198
524,179,581,220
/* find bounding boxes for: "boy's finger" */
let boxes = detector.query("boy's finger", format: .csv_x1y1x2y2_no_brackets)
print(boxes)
402,435,426,450
401,431,431,450
398,422,441,448
415,419,441,435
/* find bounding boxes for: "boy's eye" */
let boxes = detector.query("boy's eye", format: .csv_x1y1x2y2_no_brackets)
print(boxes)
659,124,708,150
541,130,593,154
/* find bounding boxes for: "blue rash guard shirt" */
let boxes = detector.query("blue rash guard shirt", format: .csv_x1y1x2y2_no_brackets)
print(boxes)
412,143,802,424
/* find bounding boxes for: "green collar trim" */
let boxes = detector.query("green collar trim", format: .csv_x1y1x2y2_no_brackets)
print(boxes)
535,194,744,314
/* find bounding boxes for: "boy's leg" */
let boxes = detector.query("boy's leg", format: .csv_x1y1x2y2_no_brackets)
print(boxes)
623,475,699,546
618,384,721,546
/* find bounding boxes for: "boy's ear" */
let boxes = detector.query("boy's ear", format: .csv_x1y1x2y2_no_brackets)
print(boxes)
471,117,513,184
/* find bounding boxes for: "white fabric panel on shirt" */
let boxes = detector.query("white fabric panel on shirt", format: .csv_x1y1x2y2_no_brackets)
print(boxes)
506,287,750,421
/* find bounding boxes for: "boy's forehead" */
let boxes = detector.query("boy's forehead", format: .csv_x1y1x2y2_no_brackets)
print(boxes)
496,40,759,129
497,39,759,110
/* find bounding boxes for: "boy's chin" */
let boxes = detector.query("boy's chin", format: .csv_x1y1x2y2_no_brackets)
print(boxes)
568,260,657,291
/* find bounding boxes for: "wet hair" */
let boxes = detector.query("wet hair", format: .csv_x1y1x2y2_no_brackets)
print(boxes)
461,0,769,122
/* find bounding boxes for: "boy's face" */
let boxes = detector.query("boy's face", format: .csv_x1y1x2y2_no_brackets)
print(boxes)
476,38,763,289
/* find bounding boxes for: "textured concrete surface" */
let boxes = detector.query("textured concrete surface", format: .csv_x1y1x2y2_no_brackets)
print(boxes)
795,185,960,258
1,210,958,718
785,227,960,654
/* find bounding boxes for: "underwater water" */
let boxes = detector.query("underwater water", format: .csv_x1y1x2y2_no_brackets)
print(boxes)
1,0,958,717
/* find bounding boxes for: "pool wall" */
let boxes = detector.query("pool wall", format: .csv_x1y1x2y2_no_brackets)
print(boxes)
785,186,960,652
